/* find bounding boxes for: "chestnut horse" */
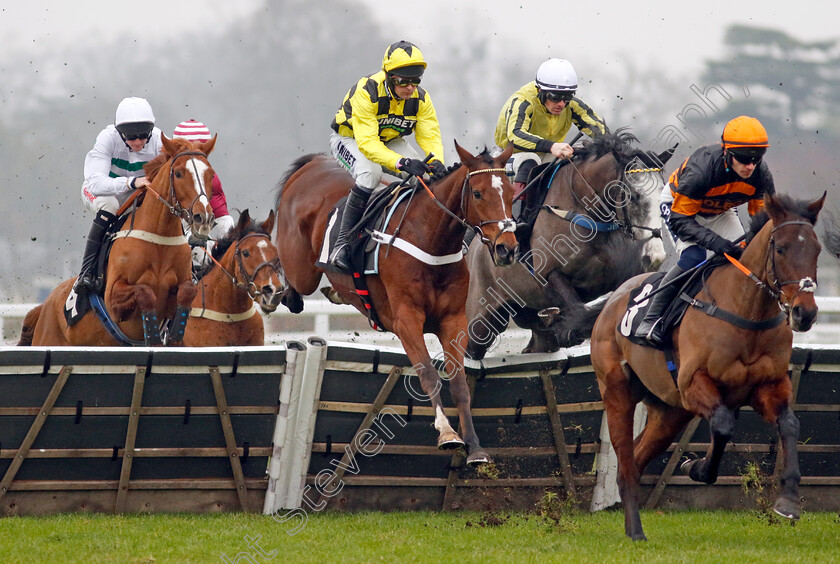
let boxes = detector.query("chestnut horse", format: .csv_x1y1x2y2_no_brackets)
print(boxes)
274,142,518,464
465,130,675,359
182,209,283,346
21,135,216,347
590,192,825,540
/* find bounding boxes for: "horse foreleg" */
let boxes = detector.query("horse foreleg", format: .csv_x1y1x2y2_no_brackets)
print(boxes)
166,280,197,345
440,317,489,465
680,370,732,484
752,380,801,520
600,364,647,541
134,285,162,346
394,312,464,450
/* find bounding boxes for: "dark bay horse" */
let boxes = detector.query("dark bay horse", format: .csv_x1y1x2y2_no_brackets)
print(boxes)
21,135,216,347
590,192,825,540
465,130,675,359
274,142,518,464
182,209,283,346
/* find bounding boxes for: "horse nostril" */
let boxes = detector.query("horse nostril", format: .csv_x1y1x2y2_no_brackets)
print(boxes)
193,213,204,225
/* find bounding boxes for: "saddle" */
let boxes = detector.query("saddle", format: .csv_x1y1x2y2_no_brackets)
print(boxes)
618,263,712,349
64,213,132,326
315,180,417,330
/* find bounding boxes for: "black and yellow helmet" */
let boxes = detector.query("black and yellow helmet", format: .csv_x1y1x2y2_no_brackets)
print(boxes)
382,40,426,77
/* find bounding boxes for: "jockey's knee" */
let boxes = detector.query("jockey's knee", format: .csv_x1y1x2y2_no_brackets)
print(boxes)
677,245,706,270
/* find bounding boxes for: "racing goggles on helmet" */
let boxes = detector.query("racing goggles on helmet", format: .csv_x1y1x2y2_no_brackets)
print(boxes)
729,147,765,165
117,121,154,141
390,75,422,87
543,90,575,103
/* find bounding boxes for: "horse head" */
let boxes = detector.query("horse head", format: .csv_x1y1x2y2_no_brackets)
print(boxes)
155,134,217,239
225,209,284,313
756,192,826,331
454,141,518,266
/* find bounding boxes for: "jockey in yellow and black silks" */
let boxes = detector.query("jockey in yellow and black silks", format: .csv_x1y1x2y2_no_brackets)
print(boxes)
494,58,607,232
634,115,775,346
328,40,446,271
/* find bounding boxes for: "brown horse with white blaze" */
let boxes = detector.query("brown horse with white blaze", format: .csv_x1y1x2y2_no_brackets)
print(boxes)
22,135,216,347
182,209,283,346
274,142,518,464
590,192,825,540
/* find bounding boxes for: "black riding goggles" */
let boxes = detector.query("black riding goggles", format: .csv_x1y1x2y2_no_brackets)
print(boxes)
390,75,422,87
729,149,765,165
122,131,152,141
543,90,575,103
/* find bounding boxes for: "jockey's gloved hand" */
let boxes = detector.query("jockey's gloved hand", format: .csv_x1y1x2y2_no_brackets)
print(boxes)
397,157,431,177
709,237,742,259
429,159,447,177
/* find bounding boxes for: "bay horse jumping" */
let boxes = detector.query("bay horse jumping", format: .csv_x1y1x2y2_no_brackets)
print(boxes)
590,192,825,540
274,142,518,464
465,129,675,359
20,135,216,347
182,209,283,346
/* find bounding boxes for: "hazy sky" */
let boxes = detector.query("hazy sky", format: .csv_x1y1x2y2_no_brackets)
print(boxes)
1,1,838,76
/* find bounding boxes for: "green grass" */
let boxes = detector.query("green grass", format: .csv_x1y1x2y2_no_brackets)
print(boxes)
1,509,838,563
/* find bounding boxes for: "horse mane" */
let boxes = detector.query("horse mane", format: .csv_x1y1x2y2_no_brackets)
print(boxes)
275,153,322,209
745,209,770,246
573,127,641,167
823,209,840,259
211,210,268,261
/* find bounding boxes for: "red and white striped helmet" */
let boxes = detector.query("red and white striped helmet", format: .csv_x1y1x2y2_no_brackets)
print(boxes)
172,119,212,142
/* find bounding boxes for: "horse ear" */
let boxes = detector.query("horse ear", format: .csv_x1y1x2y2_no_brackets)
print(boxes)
237,209,251,232
198,134,217,156
454,140,477,167
161,133,178,156
805,191,827,224
655,143,678,166
763,193,783,220
261,210,276,234
639,143,677,169
498,143,514,165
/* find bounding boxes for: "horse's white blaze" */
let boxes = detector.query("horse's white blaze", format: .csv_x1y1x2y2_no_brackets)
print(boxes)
255,240,271,264
187,158,211,207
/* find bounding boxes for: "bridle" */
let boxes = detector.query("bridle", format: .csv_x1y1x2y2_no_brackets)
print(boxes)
765,219,818,313
199,232,282,300
417,167,516,249
144,150,212,229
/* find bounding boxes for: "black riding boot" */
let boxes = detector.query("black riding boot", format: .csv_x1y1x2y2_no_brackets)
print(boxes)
633,264,685,346
328,185,371,272
74,210,116,295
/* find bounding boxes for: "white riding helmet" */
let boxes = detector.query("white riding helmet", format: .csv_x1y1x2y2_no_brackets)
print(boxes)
115,97,155,142
115,97,155,126
535,58,578,92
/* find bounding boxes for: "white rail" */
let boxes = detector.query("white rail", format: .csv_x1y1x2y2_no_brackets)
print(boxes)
2,298,839,349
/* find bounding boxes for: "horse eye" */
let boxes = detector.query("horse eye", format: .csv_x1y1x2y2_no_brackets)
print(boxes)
775,246,785,256
242,250,251,258
472,190,482,199
174,170,183,179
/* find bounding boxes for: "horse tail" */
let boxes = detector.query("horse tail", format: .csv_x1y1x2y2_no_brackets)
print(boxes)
823,209,840,260
17,304,42,346
275,153,323,210
556,294,611,343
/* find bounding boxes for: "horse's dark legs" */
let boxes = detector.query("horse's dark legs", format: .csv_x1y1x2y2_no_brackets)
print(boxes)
465,304,510,361
600,365,647,541
522,270,587,353
751,379,801,520
633,400,695,474
680,370,732,484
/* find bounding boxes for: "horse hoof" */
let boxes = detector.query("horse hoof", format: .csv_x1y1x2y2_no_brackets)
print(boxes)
466,449,492,466
437,433,466,450
630,532,648,542
772,497,801,520
679,458,695,474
